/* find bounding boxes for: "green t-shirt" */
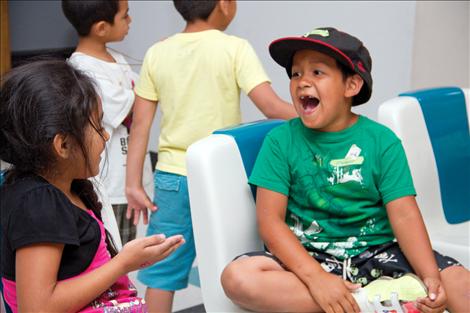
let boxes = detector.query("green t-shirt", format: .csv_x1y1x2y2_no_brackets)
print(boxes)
249,116,416,260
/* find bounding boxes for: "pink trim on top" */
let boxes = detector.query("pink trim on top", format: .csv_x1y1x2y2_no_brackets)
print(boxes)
2,210,139,313
270,37,355,70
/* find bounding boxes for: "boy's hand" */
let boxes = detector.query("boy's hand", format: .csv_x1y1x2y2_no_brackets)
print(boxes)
307,271,361,313
117,234,185,273
125,186,157,225
415,277,447,313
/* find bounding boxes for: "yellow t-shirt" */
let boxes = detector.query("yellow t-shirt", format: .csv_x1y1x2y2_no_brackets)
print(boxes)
135,30,270,175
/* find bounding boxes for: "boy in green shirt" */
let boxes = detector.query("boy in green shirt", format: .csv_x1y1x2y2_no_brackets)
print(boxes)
221,27,469,313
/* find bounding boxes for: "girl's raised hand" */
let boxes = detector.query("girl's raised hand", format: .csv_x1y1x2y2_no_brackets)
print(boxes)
117,234,185,273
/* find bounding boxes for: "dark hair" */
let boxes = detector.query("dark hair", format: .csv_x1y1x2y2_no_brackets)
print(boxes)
335,60,362,105
0,59,118,257
62,0,119,36
336,60,356,81
173,0,218,22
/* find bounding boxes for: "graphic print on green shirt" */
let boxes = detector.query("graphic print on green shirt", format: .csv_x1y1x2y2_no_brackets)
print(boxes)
249,116,416,260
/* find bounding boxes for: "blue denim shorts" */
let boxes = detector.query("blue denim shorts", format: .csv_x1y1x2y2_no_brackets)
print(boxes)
137,171,196,291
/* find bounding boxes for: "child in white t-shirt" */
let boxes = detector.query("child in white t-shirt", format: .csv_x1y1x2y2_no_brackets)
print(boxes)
63,0,154,244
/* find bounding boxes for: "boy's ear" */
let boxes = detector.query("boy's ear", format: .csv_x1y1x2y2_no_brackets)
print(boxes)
52,133,71,159
218,0,230,16
90,21,109,38
344,74,364,98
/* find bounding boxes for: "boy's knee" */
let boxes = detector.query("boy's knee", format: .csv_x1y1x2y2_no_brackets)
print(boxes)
221,262,242,297
440,265,470,293
221,260,256,304
441,265,469,284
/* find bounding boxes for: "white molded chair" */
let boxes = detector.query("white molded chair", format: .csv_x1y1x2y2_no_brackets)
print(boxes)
188,88,470,312
186,120,284,313
94,177,123,250
378,87,470,268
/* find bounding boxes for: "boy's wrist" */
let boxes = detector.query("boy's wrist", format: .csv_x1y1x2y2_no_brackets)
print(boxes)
293,260,325,283
125,184,143,193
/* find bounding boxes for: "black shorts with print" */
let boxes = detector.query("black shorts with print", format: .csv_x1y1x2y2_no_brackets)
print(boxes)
236,241,461,286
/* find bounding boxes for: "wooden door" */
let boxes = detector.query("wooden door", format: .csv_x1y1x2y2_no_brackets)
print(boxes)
1,0,11,78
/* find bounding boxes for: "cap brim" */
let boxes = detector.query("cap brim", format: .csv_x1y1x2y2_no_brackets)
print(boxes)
269,37,355,75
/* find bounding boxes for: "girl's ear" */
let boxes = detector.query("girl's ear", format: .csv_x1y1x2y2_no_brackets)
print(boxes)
52,133,71,159
344,74,364,98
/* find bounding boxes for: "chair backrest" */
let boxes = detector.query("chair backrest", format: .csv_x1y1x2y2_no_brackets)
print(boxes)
186,119,284,313
378,87,469,267
93,177,123,251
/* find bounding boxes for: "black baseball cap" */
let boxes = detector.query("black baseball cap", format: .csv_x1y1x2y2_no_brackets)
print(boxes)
269,27,373,106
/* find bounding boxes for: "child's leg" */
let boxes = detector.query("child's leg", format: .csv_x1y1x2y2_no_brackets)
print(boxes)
137,171,195,313
440,265,470,313
144,288,174,313
112,203,137,244
221,255,323,312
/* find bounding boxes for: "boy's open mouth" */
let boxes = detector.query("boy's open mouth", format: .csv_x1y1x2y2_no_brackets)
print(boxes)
300,96,319,113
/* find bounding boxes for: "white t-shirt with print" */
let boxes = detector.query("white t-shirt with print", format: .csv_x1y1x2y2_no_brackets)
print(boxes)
69,49,154,204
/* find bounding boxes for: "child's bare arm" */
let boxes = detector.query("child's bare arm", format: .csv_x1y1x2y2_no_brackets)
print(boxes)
386,196,447,311
125,95,158,225
16,235,184,312
248,82,297,120
256,187,360,313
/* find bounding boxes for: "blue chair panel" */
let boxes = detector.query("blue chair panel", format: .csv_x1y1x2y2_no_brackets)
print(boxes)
399,87,470,224
214,119,285,178
214,119,285,197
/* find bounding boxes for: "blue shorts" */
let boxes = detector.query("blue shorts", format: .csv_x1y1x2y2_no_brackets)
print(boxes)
137,171,196,291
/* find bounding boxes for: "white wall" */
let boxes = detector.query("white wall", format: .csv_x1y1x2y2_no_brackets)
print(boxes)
8,1,468,150
8,0,77,52
411,1,469,90
110,1,417,151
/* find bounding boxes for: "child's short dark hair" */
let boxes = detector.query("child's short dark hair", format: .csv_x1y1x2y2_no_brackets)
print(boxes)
62,0,119,36
173,0,218,22
336,60,356,82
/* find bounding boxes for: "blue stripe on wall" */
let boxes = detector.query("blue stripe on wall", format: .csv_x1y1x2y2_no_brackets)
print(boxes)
400,87,470,224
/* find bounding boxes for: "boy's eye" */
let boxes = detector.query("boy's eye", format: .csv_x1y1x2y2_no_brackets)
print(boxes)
291,71,301,78
313,69,323,76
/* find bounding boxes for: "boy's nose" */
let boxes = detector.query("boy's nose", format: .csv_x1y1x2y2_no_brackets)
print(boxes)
299,77,312,89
